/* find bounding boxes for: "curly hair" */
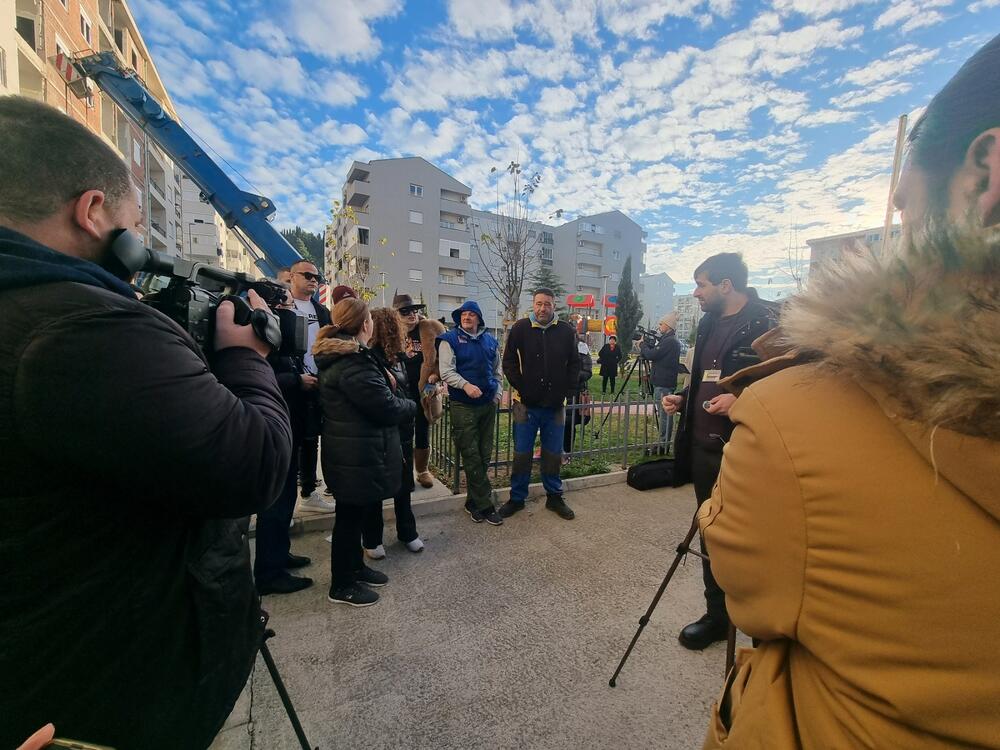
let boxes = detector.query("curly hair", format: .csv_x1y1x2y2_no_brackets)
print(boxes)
369,307,406,364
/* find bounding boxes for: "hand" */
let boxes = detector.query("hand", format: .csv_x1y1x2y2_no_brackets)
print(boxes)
427,374,439,384
661,394,683,415
386,370,398,391
215,289,273,357
300,374,318,390
463,383,483,399
17,724,55,750
704,393,737,416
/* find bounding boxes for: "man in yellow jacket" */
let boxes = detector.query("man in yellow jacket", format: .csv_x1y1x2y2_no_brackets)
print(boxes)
699,34,1000,749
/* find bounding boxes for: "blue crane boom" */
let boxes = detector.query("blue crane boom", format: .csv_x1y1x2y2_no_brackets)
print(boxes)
72,51,301,278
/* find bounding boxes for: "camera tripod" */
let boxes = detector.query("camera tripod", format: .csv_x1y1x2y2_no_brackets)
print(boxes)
608,512,737,687
593,352,657,438
260,622,318,750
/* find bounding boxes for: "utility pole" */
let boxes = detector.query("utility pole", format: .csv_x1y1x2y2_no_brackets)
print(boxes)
881,114,908,258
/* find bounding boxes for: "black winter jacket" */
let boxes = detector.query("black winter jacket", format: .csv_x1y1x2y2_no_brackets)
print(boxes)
0,227,292,750
502,317,581,408
673,291,777,486
597,343,623,377
640,331,681,389
315,333,416,505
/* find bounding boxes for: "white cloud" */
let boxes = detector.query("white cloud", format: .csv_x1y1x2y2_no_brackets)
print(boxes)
312,72,368,108
874,0,954,34
286,0,402,61
771,0,876,18
840,45,937,87
536,85,579,114
831,80,911,108
970,0,1000,9
130,0,212,54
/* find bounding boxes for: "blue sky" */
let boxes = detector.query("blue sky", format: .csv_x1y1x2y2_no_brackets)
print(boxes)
130,0,999,296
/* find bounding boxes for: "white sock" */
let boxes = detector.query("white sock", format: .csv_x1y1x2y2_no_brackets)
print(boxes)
364,544,386,559
406,538,425,553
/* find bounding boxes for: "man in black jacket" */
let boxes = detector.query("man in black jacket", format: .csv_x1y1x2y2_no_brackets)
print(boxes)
639,311,681,453
500,288,581,520
0,97,292,749
662,253,775,650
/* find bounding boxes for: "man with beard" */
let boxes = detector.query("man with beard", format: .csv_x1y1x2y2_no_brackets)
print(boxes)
698,34,1000,749
662,253,775,649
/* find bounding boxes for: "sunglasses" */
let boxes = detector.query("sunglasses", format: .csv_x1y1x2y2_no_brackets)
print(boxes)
400,308,421,316
295,271,324,282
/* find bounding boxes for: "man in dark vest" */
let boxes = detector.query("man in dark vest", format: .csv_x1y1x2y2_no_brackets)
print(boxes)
438,300,503,525
662,252,776,649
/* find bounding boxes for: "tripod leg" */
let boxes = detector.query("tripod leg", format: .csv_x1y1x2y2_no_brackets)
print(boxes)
260,641,316,750
594,358,641,437
609,515,700,687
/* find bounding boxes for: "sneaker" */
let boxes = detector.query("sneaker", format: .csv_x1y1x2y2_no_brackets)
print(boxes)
300,491,335,512
471,506,503,525
354,565,389,587
405,537,425,553
497,500,525,518
328,583,379,607
562,454,572,466
364,544,386,560
284,553,311,569
463,498,474,515
545,495,575,520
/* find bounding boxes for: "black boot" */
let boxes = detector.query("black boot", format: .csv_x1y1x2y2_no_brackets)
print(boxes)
545,494,575,520
678,613,729,650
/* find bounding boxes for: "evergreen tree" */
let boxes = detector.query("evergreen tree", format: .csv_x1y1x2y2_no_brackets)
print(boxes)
528,265,568,318
615,255,643,371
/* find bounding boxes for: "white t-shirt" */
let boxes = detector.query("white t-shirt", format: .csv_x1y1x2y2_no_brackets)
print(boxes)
293,298,320,374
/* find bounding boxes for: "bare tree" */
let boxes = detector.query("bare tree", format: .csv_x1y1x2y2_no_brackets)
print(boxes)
470,161,543,325
779,224,807,293
325,200,388,303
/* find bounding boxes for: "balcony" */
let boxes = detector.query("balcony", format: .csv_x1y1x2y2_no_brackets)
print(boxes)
439,220,468,232
346,161,371,183
440,196,471,216
344,179,370,208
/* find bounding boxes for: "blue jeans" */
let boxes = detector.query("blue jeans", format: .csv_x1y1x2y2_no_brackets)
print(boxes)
653,386,674,446
510,403,564,503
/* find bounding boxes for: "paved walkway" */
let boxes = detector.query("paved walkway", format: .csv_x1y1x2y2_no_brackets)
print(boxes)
218,482,741,750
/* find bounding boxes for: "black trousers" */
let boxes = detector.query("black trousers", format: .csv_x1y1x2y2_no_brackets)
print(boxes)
691,445,728,621
254,434,300,585
601,375,616,393
414,406,429,450
298,393,321,495
330,503,366,588
362,450,418,546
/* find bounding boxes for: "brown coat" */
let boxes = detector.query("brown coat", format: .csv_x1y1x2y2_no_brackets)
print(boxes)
699,244,1000,749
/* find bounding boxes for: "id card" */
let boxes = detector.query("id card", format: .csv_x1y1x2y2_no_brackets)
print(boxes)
702,369,722,383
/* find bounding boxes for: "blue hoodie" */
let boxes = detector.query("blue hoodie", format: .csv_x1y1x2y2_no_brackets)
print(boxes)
0,226,135,299
437,300,499,405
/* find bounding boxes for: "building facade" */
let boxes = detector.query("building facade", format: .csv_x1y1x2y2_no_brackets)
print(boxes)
327,157,648,325
806,225,901,275
673,293,704,345
638,272,675,328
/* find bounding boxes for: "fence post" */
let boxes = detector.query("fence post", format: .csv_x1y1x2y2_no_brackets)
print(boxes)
622,388,631,468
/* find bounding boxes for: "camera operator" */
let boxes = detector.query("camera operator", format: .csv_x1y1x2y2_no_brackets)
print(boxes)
0,97,292,749
699,36,1000,748
638,312,681,454
661,252,775,650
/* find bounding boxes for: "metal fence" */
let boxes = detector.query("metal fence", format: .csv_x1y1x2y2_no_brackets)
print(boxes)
429,390,670,494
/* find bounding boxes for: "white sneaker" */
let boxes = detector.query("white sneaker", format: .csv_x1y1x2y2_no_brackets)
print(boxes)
364,544,386,560
300,491,335,512
406,537,425,553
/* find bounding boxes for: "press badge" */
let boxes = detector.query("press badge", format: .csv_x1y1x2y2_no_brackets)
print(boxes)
703,369,722,383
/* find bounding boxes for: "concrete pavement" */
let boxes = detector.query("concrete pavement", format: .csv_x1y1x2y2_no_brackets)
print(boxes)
216,482,743,750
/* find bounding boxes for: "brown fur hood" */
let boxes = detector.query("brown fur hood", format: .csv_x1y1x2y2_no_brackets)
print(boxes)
776,235,1000,441
312,326,361,359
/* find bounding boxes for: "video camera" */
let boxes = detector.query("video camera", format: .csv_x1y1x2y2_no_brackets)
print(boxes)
632,325,661,345
133,250,307,358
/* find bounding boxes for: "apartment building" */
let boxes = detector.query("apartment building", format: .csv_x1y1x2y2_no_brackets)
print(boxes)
638,272,675,328
806,225,901,275
672,293,703,344
327,157,475,315
327,157,648,325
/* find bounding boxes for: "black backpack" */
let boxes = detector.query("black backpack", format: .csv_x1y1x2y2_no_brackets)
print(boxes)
626,459,676,491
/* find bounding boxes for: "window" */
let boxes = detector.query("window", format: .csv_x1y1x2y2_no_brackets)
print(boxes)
409,183,423,197
408,240,423,254
449,248,460,258
409,210,423,224
194,218,205,224
612,250,621,260
114,28,124,52
541,258,553,267
54,34,69,58
541,231,554,244
16,16,37,48
408,269,423,281
132,140,142,166
358,227,370,246
132,51,138,71
80,10,93,45
866,232,881,243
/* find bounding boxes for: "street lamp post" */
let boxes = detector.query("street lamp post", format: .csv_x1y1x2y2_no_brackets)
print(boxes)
600,274,611,343
380,272,386,307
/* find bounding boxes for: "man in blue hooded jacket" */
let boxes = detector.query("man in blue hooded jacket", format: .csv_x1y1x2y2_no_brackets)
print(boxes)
437,300,504,525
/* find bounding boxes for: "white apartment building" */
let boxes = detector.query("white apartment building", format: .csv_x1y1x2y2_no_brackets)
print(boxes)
807,225,901,275
327,157,648,323
639,272,675,328
673,293,704,344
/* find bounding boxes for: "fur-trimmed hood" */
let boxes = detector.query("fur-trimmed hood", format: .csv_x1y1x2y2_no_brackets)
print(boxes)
764,236,1000,517
312,326,361,361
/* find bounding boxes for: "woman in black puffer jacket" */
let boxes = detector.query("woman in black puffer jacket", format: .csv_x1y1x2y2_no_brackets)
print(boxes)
314,298,416,607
